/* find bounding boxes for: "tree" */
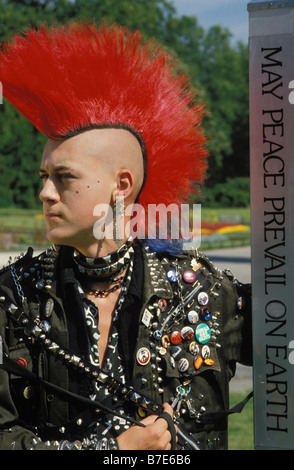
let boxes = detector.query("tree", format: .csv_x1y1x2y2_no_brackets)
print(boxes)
199,28,249,185
0,0,249,208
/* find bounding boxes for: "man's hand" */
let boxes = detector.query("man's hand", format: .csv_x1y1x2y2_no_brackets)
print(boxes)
116,403,177,450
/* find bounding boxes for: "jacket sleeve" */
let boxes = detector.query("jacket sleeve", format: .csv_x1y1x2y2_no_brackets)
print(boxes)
0,388,42,451
0,305,44,449
221,270,252,368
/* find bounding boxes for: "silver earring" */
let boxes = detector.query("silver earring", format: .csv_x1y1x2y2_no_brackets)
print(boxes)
113,196,125,248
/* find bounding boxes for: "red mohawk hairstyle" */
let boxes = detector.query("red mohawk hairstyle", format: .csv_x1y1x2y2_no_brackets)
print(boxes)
0,22,207,211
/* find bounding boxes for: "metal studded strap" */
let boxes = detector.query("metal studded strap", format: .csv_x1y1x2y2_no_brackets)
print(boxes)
4,299,164,417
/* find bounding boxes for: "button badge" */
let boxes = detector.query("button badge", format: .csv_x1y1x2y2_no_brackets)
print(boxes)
195,323,211,344
183,270,196,283
170,330,182,345
136,347,151,366
198,292,209,306
166,269,180,282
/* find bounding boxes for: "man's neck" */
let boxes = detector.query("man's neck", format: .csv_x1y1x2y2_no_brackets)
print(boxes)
74,237,130,259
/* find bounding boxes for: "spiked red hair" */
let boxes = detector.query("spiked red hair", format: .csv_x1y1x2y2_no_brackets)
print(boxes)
0,22,207,211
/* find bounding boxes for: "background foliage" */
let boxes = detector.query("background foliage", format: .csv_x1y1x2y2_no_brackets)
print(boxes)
0,0,249,209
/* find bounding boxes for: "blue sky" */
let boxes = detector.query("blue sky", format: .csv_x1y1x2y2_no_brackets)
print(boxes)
171,0,250,44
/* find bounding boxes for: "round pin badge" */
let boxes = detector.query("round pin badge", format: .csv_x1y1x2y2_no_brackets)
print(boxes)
153,330,162,340
200,307,211,322
23,385,35,400
201,345,210,359
158,347,167,356
16,357,28,368
170,345,184,361
166,269,180,282
170,330,182,345
195,323,211,344
136,347,151,366
189,341,199,356
182,270,196,283
187,310,199,324
198,292,209,306
158,299,167,312
178,357,189,373
181,326,194,341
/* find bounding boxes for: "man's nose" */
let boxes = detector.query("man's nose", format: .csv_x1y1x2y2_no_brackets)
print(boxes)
39,178,60,203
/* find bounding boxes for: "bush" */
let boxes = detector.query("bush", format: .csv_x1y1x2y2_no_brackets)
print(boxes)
202,177,250,208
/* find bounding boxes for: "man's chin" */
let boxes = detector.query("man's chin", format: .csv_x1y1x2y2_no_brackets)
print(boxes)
46,229,71,246
46,228,92,249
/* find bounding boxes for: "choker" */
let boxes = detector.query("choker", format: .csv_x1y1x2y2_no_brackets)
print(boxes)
73,237,134,280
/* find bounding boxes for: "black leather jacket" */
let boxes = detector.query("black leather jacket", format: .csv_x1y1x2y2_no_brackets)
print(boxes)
0,242,252,450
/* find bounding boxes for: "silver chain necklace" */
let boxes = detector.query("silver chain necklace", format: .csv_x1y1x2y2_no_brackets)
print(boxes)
83,274,126,297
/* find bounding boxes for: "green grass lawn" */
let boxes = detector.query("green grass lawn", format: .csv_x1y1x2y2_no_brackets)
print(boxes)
228,391,254,450
0,207,47,248
201,207,251,225
0,207,45,230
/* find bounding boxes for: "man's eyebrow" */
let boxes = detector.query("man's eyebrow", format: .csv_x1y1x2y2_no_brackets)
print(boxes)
39,165,74,173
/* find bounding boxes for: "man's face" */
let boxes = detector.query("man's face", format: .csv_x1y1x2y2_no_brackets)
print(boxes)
39,128,142,254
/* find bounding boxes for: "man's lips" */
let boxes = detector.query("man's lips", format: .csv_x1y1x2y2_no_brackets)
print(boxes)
45,212,63,220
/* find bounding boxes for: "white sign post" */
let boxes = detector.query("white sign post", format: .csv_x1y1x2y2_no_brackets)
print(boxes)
248,0,294,449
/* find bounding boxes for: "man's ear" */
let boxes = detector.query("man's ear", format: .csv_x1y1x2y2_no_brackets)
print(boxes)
112,168,134,203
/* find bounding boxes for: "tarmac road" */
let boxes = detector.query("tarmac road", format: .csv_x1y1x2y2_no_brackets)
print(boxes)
0,245,253,393
206,245,251,284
